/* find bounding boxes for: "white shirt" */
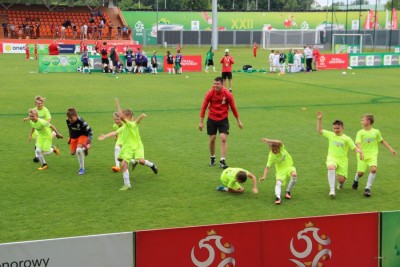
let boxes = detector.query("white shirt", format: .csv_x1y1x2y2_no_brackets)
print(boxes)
304,47,313,59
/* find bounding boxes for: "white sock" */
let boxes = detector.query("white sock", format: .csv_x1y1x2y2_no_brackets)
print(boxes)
212,67,216,72
34,145,39,157
43,147,54,155
205,66,209,71
144,160,153,167
36,147,46,164
286,176,297,192
328,170,336,191
114,146,121,166
366,173,376,189
354,173,360,182
123,170,130,186
131,159,136,165
76,147,85,169
275,180,282,198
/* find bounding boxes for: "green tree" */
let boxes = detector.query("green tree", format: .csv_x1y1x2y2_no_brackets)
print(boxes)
385,0,400,10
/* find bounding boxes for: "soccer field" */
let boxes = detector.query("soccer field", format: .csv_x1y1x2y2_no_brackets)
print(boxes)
1,48,399,244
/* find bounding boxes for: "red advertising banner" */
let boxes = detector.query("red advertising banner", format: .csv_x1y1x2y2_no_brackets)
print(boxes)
136,221,263,266
163,55,203,72
317,54,349,70
262,212,379,267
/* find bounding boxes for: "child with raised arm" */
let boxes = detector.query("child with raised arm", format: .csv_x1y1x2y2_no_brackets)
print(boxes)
352,114,397,197
98,98,158,191
66,108,93,175
27,109,63,170
259,138,297,205
317,112,363,198
216,167,258,194
111,112,124,173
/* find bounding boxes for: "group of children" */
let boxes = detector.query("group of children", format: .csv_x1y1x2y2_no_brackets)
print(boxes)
217,112,397,204
25,96,157,190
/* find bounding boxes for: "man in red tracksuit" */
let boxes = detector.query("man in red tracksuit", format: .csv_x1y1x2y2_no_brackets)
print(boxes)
199,76,243,169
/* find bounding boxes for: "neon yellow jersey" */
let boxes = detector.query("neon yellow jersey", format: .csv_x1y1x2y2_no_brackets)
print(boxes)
266,145,293,172
35,106,51,122
220,167,249,190
113,122,124,145
322,130,356,160
356,128,382,159
116,120,143,149
30,118,52,138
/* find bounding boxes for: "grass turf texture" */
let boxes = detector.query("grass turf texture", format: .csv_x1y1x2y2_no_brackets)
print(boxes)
0,47,399,243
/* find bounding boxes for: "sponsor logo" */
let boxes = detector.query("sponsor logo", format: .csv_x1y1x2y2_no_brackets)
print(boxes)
328,57,345,64
191,230,235,267
0,258,50,267
51,57,60,65
182,59,198,66
68,57,78,65
289,222,332,267
59,56,68,66
41,57,51,65
319,56,326,65
135,21,145,37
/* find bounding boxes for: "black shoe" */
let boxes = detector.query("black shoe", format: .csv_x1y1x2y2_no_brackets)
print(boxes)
352,180,359,190
151,164,158,174
209,156,216,166
219,159,228,169
131,161,138,171
364,188,371,197
33,157,39,163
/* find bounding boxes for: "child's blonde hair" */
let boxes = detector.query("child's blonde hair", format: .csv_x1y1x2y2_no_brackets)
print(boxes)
35,95,46,103
29,108,38,116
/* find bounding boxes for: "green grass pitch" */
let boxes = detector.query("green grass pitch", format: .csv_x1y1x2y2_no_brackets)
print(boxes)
0,47,399,243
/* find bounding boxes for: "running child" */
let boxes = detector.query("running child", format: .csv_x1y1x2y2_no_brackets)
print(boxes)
66,108,93,175
352,114,397,197
98,98,158,190
216,167,258,194
317,112,363,198
259,138,297,204
27,109,63,170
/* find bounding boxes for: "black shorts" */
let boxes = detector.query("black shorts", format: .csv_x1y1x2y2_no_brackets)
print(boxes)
141,62,147,67
101,58,109,65
222,72,232,80
111,60,118,66
207,59,214,66
83,62,89,67
127,61,132,67
152,63,157,68
207,118,229,136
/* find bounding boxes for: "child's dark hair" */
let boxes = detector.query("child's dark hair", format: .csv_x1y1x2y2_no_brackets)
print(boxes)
363,114,374,124
236,171,247,183
66,107,77,118
123,109,133,117
332,120,344,127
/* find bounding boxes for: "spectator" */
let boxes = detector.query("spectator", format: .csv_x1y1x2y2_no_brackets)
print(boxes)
72,23,77,39
35,23,40,38
122,25,127,39
9,23,15,38
304,45,313,72
312,46,321,71
2,21,8,38
98,23,103,40
108,23,113,39
65,18,71,28
80,24,84,39
83,23,88,40
48,40,60,55
51,23,55,39
60,24,66,40
117,25,122,39
89,16,95,24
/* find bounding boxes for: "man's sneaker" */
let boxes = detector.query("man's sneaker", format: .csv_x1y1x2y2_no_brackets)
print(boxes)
285,191,292,199
38,164,48,170
151,164,158,174
78,168,85,175
216,185,225,191
329,190,336,199
33,157,39,163
53,146,60,155
275,197,281,205
119,185,132,191
112,166,120,172
337,183,344,190
364,188,371,197
209,157,216,166
352,180,359,190
131,162,138,171
219,159,228,169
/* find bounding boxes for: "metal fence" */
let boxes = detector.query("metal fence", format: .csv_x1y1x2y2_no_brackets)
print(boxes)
152,29,400,50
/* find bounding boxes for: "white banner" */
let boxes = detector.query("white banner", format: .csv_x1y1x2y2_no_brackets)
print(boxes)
2,43,26,54
0,232,134,267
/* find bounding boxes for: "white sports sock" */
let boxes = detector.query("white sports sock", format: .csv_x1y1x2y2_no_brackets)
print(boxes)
275,180,282,198
212,67,216,72
205,66,209,71
76,147,85,169
34,145,38,157
114,146,121,166
354,173,360,182
123,170,130,186
328,170,336,191
36,147,46,164
144,160,153,167
286,176,297,192
366,173,376,189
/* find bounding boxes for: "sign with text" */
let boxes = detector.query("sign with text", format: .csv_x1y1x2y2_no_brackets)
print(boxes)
2,43,26,54
0,232,134,267
163,55,202,72
350,53,400,68
317,54,348,70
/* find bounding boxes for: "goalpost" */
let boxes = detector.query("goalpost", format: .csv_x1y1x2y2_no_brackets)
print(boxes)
262,30,322,50
332,33,373,54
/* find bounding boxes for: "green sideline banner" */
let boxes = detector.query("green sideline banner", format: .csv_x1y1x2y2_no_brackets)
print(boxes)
381,211,400,267
349,53,400,68
28,44,49,55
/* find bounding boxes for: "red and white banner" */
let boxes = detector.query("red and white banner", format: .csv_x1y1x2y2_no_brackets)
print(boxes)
317,54,349,70
163,55,203,72
2,43,26,54
136,221,263,266
136,212,378,266
262,212,379,267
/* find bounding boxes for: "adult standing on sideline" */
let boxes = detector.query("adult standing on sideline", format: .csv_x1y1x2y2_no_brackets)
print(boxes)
199,77,243,169
312,46,321,71
304,45,313,73
48,40,60,55
220,49,234,93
